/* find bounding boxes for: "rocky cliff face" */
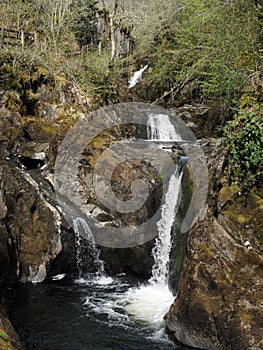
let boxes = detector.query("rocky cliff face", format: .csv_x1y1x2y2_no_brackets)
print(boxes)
0,71,89,286
0,71,93,348
165,138,263,349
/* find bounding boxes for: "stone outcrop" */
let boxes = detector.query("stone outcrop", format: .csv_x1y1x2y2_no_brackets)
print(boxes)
0,71,92,348
0,70,164,288
0,309,25,350
166,148,263,349
1,163,62,283
0,70,90,284
174,104,228,138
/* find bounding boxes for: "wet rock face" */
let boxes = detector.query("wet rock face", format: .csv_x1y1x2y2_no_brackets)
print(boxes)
173,104,228,139
0,163,62,284
75,122,166,244
0,224,9,303
166,191,263,349
0,75,88,292
0,308,25,350
0,74,161,286
100,242,154,279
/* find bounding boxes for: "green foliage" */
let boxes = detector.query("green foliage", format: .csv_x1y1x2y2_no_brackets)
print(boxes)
70,0,98,49
1,0,263,107
0,330,8,342
147,0,261,105
223,104,263,191
80,50,118,103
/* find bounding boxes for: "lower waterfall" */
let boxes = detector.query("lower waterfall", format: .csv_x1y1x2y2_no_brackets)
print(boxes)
69,165,183,347
124,170,182,328
73,217,105,277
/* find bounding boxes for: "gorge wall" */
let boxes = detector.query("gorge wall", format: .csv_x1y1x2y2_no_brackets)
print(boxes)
165,126,263,349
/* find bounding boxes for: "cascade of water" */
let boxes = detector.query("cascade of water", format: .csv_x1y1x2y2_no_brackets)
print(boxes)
74,220,84,275
147,114,181,141
56,195,105,277
149,171,182,286
124,114,185,327
128,65,148,89
73,217,105,277
147,113,182,285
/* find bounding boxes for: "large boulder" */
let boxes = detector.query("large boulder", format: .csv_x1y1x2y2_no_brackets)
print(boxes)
0,163,62,284
166,189,263,349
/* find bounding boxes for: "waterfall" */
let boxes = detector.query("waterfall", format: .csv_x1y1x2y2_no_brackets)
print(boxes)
56,195,106,277
125,114,184,327
74,220,84,275
149,172,182,286
147,113,182,285
45,112,188,348
128,65,148,89
147,113,181,141
73,217,105,277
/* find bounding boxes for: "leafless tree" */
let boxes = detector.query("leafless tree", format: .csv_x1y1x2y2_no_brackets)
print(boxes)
32,0,73,52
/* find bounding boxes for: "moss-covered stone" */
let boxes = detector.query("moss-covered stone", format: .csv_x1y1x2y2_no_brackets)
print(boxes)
0,329,12,350
166,200,263,350
21,115,57,142
219,191,263,256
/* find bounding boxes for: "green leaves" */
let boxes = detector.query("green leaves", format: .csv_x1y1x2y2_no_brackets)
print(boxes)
147,0,261,105
0,330,8,342
223,105,263,191
70,0,98,49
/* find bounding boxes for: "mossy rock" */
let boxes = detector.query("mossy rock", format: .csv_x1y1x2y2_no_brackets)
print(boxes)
220,190,263,254
22,115,57,142
0,329,11,350
4,91,21,112
219,184,239,204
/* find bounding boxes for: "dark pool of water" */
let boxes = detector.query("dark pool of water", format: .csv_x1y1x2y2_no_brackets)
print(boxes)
8,274,192,350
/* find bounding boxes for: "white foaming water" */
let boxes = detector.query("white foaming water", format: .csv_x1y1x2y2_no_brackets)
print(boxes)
128,64,148,89
125,283,174,327
124,172,182,328
147,113,181,141
74,113,183,345
76,275,113,286
150,172,182,285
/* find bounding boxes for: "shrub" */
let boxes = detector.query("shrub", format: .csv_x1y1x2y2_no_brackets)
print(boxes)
223,105,263,191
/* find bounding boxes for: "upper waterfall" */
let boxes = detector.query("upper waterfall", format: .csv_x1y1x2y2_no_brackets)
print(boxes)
128,65,148,89
147,114,181,141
